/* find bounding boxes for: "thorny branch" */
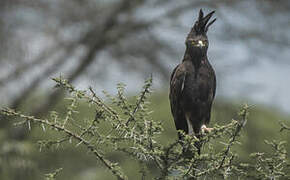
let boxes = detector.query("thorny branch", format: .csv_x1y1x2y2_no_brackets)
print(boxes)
125,76,152,126
279,121,290,132
218,104,249,169
1,108,127,180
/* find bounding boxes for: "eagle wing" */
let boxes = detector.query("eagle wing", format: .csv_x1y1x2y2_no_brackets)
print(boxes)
204,63,216,124
169,63,188,138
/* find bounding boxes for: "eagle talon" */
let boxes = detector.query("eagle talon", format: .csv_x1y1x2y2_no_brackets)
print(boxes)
201,125,213,134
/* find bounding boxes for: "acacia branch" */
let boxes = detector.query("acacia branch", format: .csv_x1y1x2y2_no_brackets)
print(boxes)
1,108,127,180
125,76,152,126
219,104,249,169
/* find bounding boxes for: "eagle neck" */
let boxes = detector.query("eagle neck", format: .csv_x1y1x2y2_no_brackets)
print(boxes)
183,48,207,69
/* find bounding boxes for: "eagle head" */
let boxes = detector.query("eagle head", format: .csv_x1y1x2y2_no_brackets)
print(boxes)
185,9,216,55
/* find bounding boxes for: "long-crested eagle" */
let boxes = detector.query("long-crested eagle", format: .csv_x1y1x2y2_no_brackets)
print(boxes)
169,9,216,154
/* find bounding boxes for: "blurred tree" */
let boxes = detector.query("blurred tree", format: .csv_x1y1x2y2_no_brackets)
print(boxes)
0,0,290,114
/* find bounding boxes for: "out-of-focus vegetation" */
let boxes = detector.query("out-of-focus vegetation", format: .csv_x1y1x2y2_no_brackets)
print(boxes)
0,78,289,179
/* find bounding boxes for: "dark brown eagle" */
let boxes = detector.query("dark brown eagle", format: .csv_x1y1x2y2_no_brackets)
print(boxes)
169,9,216,154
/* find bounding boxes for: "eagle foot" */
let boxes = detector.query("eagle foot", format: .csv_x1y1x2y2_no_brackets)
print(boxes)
201,125,213,134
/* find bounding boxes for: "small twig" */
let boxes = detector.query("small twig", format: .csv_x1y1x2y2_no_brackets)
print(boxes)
89,86,120,121
62,98,76,128
183,161,195,178
218,124,239,169
218,104,249,169
279,121,290,132
45,167,63,180
125,77,152,126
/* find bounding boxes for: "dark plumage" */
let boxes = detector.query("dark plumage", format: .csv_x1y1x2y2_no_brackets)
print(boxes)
169,9,216,154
